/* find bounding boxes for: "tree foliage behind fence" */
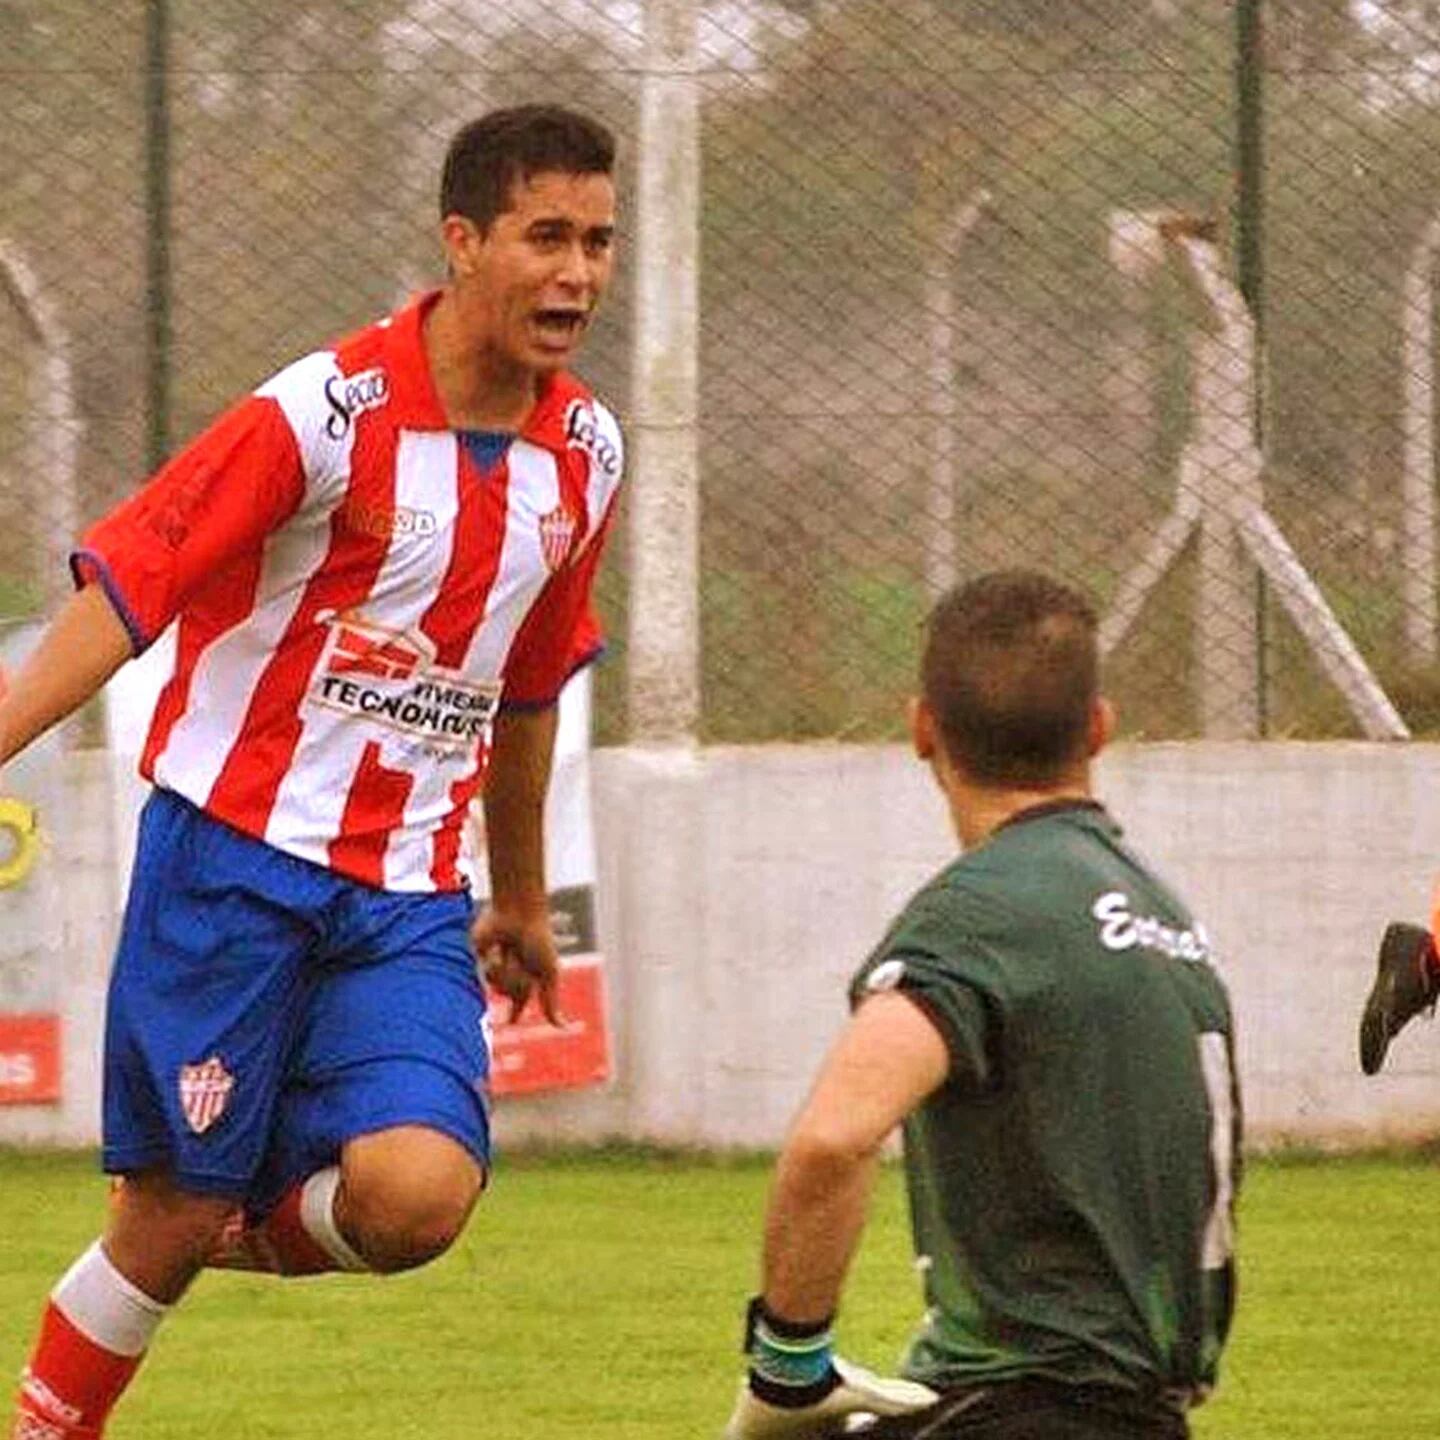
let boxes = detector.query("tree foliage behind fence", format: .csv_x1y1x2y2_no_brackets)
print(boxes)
4,0,1440,742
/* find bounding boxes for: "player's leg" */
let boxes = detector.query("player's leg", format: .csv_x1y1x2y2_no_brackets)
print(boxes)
213,1123,484,1276
212,885,490,1277
11,1171,242,1440
1360,878,1440,1076
334,1123,484,1272
103,1169,239,1301
9,789,324,1439
1359,920,1440,1074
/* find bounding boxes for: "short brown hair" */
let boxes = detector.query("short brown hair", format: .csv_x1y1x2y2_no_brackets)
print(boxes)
440,104,616,231
922,570,1099,786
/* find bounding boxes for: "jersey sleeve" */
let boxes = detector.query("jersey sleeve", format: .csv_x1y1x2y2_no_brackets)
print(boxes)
500,492,618,708
70,394,305,653
852,889,1000,1094
501,402,624,709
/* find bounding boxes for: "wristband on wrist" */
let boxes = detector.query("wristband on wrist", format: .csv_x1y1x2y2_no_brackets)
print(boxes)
742,1297,839,1407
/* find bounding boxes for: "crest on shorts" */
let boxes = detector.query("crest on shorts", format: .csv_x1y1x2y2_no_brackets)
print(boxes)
178,1055,234,1135
538,504,578,572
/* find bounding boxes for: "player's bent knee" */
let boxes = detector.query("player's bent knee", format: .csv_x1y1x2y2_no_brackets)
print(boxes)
340,1127,485,1273
345,1176,480,1273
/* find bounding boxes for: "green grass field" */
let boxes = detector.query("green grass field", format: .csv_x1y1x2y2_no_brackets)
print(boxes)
1,1147,1438,1437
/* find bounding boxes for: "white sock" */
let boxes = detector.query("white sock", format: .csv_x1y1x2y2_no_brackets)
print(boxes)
298,1167,369,1273
52,1242,169,1357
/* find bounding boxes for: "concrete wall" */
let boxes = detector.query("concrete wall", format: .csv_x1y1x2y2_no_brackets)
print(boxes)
510,740,1440,1150
5,741,1440,1151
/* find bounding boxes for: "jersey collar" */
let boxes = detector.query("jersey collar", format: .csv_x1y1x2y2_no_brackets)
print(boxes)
381,289,591,452
993,797,1110,835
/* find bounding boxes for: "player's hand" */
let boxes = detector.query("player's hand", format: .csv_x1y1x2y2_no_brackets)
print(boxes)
471,906,562,1025
723,1358,938,1439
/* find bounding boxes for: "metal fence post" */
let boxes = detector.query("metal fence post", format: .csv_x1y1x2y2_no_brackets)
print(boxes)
0,245,81,615
1402,212,1440,666
1186,235,1262,738
922,189,988,602
628,0,701,743
1235,0,1267,732
144,0,172,474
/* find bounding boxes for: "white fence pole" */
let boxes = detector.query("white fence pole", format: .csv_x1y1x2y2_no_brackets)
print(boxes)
922,189,989,601
0,242,81,616
619,0,707,1143
1179,233,1263,738
1402,210,1440,665
628,0,702,744
1100,215,1406,739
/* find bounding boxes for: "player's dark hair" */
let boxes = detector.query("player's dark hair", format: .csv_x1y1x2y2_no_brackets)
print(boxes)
922,570,1099,786
440,105,616,230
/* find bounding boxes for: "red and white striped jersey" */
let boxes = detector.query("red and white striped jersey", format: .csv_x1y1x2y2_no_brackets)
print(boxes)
74,292,623,893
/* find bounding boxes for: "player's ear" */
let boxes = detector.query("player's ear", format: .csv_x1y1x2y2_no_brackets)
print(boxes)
440,214,486,277
909,695,937,762
1087,695,1115,758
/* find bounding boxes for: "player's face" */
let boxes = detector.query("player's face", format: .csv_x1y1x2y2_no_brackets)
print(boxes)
451,170,617,375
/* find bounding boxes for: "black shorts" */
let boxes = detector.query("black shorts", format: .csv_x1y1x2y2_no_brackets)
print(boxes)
859,1379,1190,1439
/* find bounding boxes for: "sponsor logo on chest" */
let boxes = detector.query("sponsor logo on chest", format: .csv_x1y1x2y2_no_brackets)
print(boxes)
1091,890,1213,965
564,398,620,480
339,497,439,543
311,612,501,755
324,366,390,439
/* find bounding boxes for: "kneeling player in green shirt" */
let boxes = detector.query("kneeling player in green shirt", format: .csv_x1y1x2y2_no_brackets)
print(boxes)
724,569,1240,1440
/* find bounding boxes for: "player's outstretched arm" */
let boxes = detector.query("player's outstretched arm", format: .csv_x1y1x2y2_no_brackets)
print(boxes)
0,583,133,770
764,993,949,1321
723,994,949,1438
475,702,562,1024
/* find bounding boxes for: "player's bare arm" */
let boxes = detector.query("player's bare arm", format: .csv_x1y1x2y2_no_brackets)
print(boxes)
724,993,947,1439
475,702,562,1024
0,583,132,769
761,991,950,1322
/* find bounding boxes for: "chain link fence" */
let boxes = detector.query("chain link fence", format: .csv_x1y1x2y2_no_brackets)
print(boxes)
4,0,1440,743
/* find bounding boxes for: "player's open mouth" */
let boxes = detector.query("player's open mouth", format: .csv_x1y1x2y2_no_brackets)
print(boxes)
533,309,587,344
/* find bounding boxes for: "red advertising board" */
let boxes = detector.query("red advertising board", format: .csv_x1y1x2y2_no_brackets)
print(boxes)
487,955,610,1097
0,1014,61,1105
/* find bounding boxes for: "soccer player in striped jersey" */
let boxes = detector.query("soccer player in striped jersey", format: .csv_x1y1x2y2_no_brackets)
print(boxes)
726,572,1240,1440
1,104,622,1439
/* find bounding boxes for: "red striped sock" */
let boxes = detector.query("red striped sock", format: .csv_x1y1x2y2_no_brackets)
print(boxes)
13,1301,132,1437
10,1243,166,1439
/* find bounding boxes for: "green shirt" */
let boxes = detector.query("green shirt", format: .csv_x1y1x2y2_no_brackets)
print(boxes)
851,801,1239,1402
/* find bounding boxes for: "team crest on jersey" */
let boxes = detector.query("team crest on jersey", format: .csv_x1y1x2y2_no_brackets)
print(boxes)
178,1056,234,1135
538,504,578,572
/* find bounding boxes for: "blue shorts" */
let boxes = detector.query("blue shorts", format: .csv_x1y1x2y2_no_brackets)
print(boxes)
104,788,491,1211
